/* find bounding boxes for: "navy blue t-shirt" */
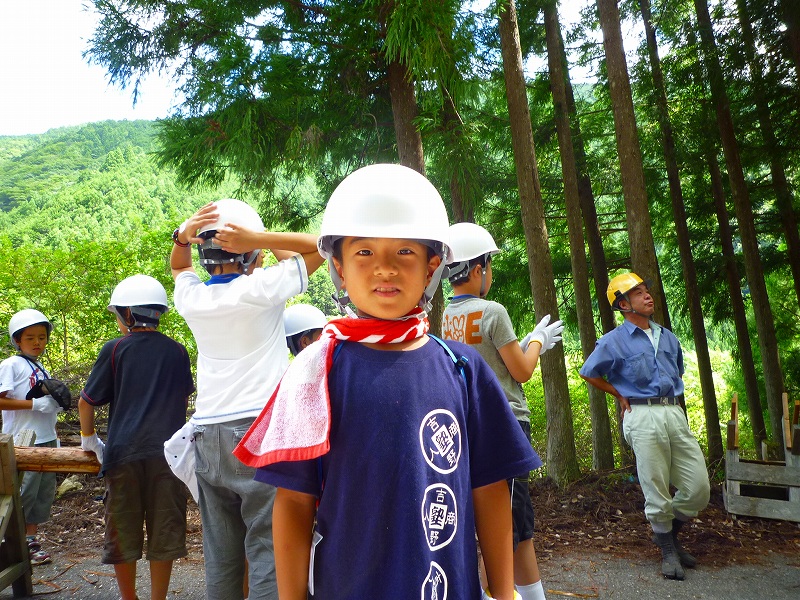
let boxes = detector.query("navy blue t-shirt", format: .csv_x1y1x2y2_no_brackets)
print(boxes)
256,337,540,599
81,330,195,474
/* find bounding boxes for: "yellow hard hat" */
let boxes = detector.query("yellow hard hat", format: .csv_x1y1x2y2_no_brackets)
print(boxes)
607,272,647,309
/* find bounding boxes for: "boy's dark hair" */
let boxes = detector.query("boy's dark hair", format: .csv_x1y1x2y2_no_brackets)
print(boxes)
448,255,489,287
116,305,163,328
287,328,323,357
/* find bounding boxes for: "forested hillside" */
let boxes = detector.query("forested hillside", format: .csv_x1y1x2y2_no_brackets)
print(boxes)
5,0,800,480
0,121,221,246
0,120,333,397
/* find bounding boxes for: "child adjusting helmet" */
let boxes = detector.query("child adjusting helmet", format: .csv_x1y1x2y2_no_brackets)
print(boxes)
191,199,264,274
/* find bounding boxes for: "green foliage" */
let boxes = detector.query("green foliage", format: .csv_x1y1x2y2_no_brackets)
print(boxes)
0,120,336,400
4,0,799,471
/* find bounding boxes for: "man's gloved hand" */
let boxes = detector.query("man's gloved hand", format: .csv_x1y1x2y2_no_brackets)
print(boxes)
26,379,72,410
528,314,564,355
81,432,105,464
31,396,61,413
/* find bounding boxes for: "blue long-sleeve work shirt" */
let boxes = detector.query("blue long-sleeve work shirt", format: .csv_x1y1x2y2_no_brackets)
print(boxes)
579,319,684,399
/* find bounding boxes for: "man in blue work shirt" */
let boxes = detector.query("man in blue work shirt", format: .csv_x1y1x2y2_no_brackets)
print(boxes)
580,272,709,581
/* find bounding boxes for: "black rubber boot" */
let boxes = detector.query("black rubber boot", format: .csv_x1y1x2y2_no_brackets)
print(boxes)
653,531,686,580
672,518,697,568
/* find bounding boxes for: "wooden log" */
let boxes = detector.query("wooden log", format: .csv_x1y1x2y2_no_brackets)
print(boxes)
727,393,739,451
783,392,792,451
13,447,100,474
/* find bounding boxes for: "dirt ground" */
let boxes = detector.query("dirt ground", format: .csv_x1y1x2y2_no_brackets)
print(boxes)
10,467,797,598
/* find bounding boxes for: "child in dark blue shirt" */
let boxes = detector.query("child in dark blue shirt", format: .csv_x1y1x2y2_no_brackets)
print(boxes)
236,164,539,600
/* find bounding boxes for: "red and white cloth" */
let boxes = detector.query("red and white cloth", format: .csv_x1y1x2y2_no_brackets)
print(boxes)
234,309,429,468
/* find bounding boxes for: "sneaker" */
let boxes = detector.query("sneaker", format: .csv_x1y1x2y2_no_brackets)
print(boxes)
26,536,41,552
29,549,51,566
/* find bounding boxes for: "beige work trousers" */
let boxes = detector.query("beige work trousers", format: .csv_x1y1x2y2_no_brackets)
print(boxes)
623,403,710,532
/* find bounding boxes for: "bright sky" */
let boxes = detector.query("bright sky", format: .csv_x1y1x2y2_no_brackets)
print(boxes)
0,0,598,138
0,0,178,136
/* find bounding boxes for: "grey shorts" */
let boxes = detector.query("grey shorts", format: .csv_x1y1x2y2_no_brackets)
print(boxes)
102,457,188,564
20,440,58,525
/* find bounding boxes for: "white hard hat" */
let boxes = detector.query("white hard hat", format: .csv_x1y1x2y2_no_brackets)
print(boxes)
196,199,264,270
197,199,265,236
447,222,500,263
316,164,452,312
284,304,328,337
446,222,500,296
108,275,169,312
108,275,169,329
8,309,53,350
317,164,451,261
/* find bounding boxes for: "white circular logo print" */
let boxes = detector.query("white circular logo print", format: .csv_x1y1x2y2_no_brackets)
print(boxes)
421,483,458,551
420,561,448,600
419,409,461,474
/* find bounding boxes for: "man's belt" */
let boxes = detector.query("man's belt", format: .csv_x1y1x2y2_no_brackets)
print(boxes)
627,395,684,406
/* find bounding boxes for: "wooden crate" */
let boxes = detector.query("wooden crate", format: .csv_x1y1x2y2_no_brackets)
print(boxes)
723,393,800,523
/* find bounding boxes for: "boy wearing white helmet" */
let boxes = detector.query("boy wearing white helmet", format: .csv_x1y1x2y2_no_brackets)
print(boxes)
79,274,195,600
283,304,327,357
234,164,539,600
0,308,64,566
442,222,564,600
170,199,324,600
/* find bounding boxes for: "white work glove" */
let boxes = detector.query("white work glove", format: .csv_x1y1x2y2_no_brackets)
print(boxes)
519,331,534,353
81,432,105,464
31,396,62,413
528,314,564,355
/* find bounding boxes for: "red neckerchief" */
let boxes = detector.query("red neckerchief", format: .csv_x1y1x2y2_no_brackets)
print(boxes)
234,308,429,468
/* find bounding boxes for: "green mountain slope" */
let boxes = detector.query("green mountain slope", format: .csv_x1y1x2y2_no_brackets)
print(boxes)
0,120,234,248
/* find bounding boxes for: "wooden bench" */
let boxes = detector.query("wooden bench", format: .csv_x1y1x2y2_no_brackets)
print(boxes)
0,433,33,597
724,393,800,522
0,430,101,596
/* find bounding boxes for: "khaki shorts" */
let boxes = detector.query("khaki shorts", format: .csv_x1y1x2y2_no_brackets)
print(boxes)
102,457,188,563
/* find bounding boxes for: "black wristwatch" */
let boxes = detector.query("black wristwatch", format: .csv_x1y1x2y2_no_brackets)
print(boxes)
172,228,190,247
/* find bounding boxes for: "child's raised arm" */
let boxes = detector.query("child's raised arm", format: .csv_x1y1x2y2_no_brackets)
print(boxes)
214,227,325,276
498,314,563,383
273,487,317,600
473,480,516,600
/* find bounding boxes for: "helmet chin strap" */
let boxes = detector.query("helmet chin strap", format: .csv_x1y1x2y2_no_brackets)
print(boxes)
478,254,493,298
327,261,356,317
327,257,446,318
421,259,448,312
618,295,647,317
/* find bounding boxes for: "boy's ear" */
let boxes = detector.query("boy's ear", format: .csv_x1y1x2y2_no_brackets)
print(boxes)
426,255,442,283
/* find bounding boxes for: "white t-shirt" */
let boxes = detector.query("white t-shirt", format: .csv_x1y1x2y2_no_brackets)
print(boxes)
0,355,59,443
174,256,308,424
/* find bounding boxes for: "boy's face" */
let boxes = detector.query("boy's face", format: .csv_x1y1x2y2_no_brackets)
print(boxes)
333,237,441,320
16,324,49,357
